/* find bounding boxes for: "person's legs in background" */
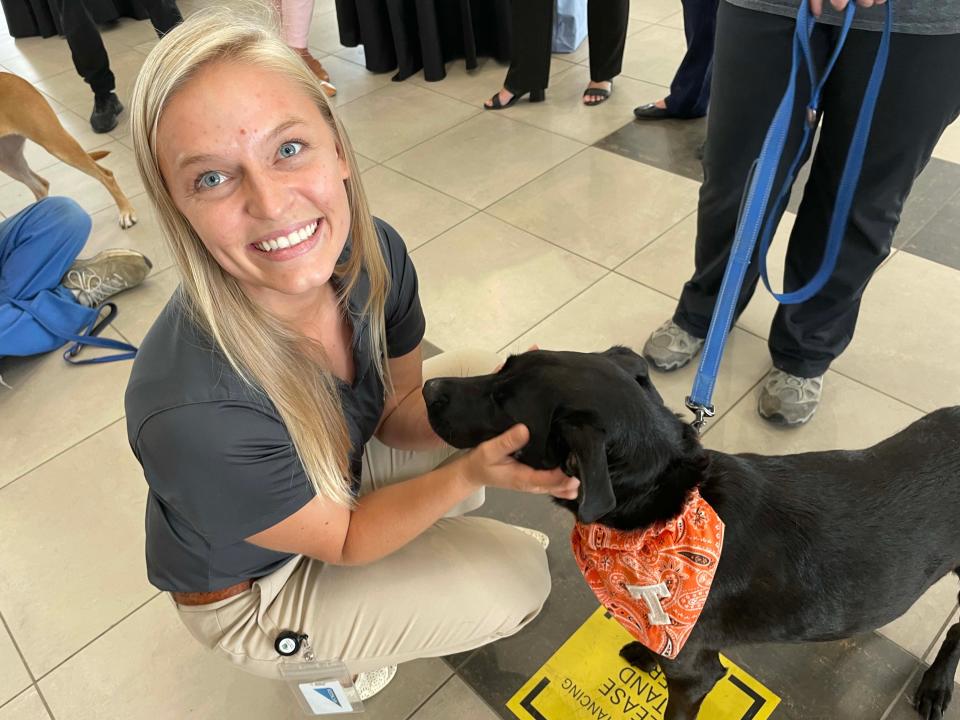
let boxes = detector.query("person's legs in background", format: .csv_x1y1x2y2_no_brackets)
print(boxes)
485,0,552,109
643,4,816,372
634,0,719,119
0,197,152,359
139,0,183,35
50,0,181,133
760,28,960,425
272,0,337,97
50,0,121,133
582,0,629,105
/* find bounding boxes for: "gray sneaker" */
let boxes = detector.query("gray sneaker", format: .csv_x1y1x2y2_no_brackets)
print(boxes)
757,368,824,426
62,249,152,307
642,320,704,371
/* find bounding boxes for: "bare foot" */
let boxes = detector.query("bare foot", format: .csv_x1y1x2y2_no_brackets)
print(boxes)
583,80,612,105
484,87,515,109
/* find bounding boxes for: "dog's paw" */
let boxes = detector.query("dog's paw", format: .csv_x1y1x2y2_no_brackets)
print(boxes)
915,667,953,720
619,641,659,672
119,210,138,229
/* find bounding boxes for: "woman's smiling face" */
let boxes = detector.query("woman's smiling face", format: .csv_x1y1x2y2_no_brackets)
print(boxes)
157,60,351,310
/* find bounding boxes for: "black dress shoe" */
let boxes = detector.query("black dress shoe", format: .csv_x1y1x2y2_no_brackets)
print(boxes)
633,102,674,120
91,92,123,133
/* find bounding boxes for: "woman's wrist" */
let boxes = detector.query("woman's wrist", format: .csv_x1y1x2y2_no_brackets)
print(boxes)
447,452,484,493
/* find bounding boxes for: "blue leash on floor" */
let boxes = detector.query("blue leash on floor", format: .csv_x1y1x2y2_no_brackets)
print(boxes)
685,0,893,432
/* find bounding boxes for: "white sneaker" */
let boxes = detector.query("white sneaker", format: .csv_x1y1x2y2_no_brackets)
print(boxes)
512,525,550,550
354,665,397,700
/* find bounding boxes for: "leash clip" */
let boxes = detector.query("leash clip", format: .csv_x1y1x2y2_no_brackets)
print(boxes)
685,397,715,434
805,106,818,129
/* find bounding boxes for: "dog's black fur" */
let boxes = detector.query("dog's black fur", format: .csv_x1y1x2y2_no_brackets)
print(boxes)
423,347,960,720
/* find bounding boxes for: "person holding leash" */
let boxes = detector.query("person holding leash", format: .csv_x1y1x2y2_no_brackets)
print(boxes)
643,0,960,426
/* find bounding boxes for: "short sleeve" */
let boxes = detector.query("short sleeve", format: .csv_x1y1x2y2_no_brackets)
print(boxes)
375,218,426,358
133,401,317,547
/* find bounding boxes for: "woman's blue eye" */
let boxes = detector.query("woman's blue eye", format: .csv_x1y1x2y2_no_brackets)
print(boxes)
197,171,225,189
279,141,303,159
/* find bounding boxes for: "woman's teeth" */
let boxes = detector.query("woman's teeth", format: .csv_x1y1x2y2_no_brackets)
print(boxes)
255,220,318,252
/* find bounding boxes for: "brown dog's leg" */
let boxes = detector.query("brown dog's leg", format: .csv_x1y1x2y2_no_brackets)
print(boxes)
5,77,137,228
36,138,137,229
0,135,49,200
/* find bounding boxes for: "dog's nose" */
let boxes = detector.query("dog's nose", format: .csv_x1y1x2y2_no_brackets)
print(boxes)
422,379,448,408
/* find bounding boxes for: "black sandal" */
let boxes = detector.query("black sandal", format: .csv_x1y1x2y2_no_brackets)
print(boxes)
484,87,546,110
583,83,613,106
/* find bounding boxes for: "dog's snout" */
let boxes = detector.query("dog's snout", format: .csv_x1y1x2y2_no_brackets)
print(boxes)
422,379,448,408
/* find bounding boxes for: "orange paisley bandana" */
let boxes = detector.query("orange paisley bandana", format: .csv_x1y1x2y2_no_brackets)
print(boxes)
571,489,724,659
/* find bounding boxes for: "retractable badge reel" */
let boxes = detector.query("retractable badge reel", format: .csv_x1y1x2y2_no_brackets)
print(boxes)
276,631,365,716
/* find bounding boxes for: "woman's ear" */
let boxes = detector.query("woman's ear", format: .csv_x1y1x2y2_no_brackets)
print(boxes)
338,145,351,181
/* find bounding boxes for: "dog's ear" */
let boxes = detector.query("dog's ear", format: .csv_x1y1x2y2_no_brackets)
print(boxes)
558,419,615,524
603,346,661,401
603,346,650,383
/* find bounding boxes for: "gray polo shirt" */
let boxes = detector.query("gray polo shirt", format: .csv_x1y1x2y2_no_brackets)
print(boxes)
725,0,960,34
125,218,426,593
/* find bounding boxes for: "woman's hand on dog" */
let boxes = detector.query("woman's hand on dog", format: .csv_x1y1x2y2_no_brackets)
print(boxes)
458,423,580,499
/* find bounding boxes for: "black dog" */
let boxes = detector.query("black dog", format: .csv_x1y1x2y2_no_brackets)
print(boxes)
423,346,960,720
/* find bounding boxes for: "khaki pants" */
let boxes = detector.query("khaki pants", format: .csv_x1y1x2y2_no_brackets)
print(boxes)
175,350,552,677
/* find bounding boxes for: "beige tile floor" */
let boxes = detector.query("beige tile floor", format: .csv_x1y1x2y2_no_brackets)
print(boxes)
1,3,959,719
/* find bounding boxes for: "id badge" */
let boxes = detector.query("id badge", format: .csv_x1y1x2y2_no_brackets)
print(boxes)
281,659,365,716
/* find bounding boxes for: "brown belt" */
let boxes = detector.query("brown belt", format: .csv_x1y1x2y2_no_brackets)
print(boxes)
171,579,252,606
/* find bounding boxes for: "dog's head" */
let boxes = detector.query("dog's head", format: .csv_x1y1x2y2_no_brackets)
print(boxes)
424,346,700,526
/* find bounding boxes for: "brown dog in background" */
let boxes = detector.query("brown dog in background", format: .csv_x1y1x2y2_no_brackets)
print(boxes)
0,72,137,228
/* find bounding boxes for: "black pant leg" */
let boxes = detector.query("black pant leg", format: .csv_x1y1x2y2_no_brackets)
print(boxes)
769,29,960,377
53,0,114,97
140,0,183,36
674,3,826,337
504,0,553,93
587,0,629,82
665,0,719,117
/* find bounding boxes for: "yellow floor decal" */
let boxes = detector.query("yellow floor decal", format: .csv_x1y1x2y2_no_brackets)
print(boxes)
507,607,780,720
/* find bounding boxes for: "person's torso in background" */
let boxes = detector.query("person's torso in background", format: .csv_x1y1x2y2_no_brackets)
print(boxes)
725,0,960,35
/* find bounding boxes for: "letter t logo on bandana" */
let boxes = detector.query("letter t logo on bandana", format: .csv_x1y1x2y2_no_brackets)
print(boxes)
571,489,725,659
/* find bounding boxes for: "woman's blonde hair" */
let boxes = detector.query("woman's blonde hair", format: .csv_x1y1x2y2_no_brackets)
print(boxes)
130,6,390,507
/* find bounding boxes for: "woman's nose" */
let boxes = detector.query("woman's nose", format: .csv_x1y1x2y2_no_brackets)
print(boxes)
244,170,292,221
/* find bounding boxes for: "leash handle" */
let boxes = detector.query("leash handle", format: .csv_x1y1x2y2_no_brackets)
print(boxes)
62,302,138,365
686,1,891,431
6,296,138,364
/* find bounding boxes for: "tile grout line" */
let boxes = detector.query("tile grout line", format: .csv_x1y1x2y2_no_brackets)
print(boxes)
0,610,56,720
495,269,614,355
609,206,699,272
878,608,959,720
407,208,481,255
1,415,128,493
402,672,457,720
33,591,162,685
361,165,478,220
487,208,704,356
894,183,960,254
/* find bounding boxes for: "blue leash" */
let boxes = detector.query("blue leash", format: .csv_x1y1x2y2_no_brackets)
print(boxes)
5,296,138,364
685,0,892,431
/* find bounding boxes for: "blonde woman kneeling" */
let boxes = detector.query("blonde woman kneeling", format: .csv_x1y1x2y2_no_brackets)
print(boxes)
124,8,579,697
